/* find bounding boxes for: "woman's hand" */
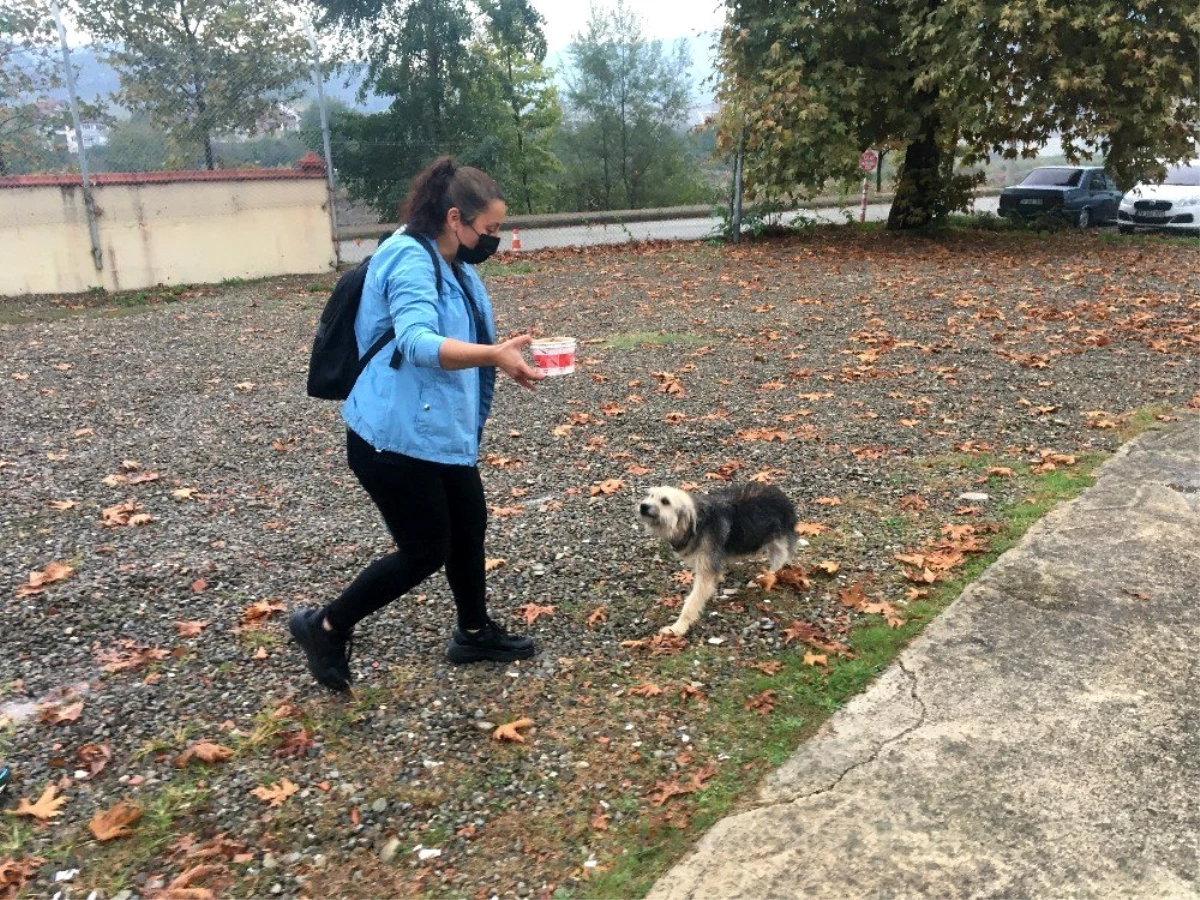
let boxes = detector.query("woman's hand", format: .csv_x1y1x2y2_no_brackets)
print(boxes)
492,335,545,390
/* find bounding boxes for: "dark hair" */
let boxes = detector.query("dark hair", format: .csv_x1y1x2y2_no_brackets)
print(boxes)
400,156,503,237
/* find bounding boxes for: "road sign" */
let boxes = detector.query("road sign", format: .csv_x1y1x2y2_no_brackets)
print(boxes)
860,150,878,173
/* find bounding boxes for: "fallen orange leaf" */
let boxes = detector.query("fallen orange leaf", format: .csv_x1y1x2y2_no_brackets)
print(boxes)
175,741,235,768
492,718,534,743
251,778,298,807
7,784,67,820
89,802,143,841
515,603,555,625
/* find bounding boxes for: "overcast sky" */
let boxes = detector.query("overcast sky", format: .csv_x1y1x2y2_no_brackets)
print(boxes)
528,0,726,55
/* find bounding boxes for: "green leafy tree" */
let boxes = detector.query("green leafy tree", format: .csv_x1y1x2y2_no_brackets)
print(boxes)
558,0,701,211
77,0,311,169
92,114,172,171
313,0,511,217
0,0,59,174
967,0,1199,189
719,0,1199,229
477,0,561,213
314,0,563,217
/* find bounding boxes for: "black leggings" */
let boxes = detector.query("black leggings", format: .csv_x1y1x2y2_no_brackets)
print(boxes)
322,430,489,633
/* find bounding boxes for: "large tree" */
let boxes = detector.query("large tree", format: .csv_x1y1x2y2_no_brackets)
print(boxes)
719,0,1199,229
78,0,310,169
312,0,559,218
477,0,560,213
0,0,59,174
557,0,702,211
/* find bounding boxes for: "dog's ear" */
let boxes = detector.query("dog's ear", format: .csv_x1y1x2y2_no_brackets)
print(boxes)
675,493,696,537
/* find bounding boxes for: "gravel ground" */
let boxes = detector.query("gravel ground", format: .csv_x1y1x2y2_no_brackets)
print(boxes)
0,228,1196,900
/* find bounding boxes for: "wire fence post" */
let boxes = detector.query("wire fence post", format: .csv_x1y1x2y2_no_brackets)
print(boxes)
730,129,745,244
51,0,103,273
305,19,340,267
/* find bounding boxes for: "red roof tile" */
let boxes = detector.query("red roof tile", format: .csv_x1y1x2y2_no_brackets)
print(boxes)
0,168,326,189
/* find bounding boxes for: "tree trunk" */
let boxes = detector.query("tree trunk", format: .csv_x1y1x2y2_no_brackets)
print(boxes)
887,98,942,230
203,131,215,170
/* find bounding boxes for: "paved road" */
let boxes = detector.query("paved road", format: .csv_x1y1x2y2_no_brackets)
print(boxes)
337,197,1005,263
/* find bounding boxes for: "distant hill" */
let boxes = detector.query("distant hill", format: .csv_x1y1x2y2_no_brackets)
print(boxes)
47,35,715,118
42,46,391,114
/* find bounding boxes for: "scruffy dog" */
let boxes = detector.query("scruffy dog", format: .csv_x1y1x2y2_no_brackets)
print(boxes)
638,483,799,637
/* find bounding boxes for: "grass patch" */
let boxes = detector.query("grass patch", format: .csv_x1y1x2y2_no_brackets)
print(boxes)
582,450,1108,899
76,775,212,897
478,260,536,277
604,331,711,351
1117,404,1177,442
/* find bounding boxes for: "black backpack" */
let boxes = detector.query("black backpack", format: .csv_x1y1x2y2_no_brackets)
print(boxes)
306,234,443,400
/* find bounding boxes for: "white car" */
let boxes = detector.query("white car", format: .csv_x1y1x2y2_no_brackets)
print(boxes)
1118,160,1200,233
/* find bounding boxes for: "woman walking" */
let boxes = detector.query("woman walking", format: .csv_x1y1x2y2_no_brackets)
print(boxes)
290,157,544,692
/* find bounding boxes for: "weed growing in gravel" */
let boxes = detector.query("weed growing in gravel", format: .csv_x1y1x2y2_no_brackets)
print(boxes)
0,818,31,856
478,260,536,277
131,723,200,763
78,776,213,897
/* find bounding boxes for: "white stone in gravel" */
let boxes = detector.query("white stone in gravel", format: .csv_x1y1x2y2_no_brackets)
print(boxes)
473,720,496,731
371,799,388,814
960,492,991,501
707,637,726,645
262,853,278,870
380,837,402,863
416,846,442,861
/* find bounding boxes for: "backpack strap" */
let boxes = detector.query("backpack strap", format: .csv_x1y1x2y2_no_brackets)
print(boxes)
356,233,444,373
450,262,492,347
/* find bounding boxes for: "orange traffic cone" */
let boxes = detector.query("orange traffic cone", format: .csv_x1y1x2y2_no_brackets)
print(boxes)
511,228,522,252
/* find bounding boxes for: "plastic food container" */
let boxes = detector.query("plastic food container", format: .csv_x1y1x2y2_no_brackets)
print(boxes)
530,337,577,376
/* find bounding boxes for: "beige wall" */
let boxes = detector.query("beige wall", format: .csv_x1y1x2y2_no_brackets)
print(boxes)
0,176,335,296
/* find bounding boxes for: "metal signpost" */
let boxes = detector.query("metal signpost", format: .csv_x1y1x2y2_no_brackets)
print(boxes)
859,149,878,223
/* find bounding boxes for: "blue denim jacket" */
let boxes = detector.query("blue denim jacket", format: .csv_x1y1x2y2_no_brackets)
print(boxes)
342,233,496,465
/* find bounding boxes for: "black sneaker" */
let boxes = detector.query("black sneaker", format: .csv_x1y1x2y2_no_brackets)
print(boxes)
288,608,353,692
446,618,535,664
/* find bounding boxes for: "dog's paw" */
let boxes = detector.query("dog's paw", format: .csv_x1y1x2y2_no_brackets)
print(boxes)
659,622,688,637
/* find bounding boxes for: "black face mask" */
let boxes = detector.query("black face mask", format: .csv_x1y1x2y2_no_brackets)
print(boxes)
456,232,500,265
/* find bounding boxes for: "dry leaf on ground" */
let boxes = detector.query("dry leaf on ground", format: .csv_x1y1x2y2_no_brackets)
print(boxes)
77,743,112,778
175,741,235,768
39,700,83,725
515,604,555,625
492,718,534,743
174,621,209,638
250,778,298,807
240,600,286,628
629,683,664,697
89,802,143,841
0,856,43,899
7,784,67,820
589,478,625,496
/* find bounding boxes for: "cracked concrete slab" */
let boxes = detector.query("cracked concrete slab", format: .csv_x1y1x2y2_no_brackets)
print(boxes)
648,419,1200,900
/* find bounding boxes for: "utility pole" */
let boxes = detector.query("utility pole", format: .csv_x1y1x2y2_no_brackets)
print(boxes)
52,0,103,273
306,19,340,267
